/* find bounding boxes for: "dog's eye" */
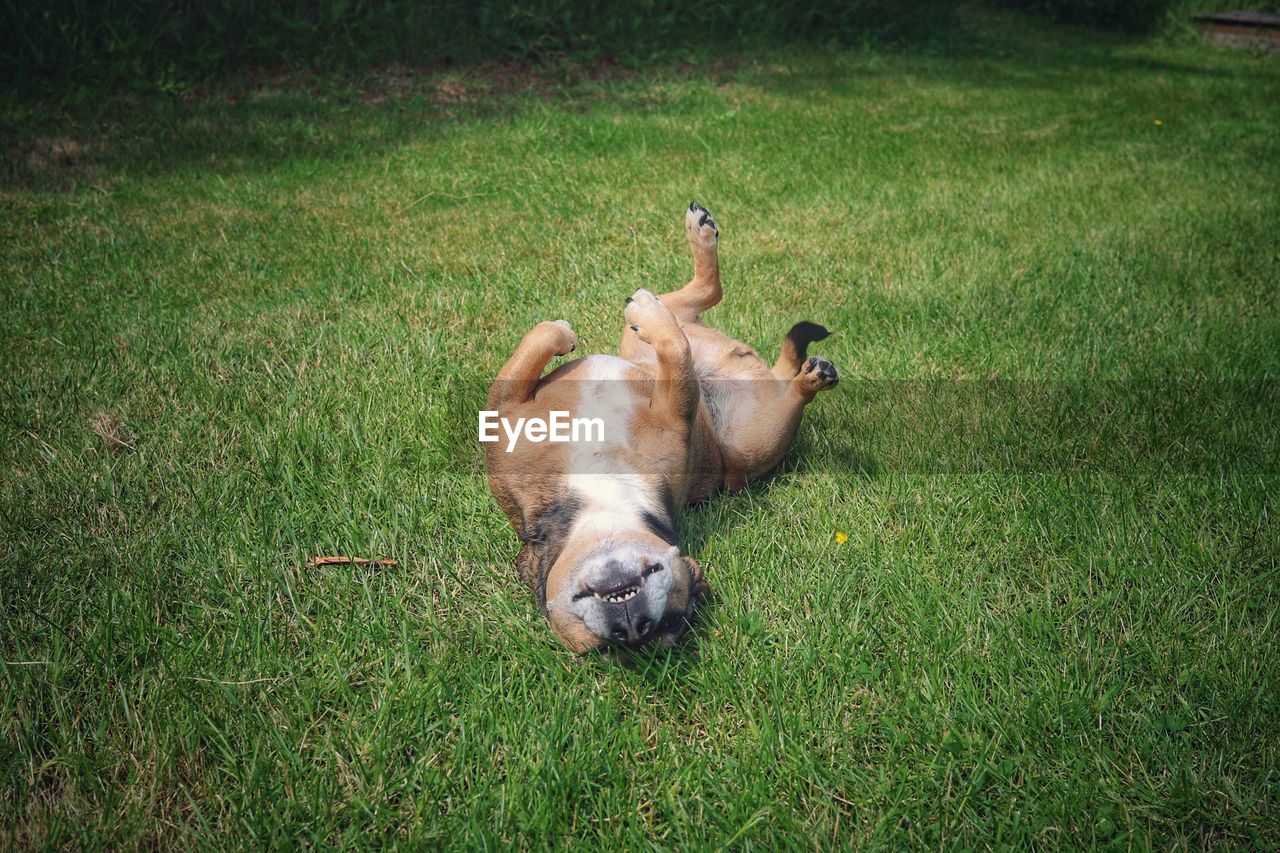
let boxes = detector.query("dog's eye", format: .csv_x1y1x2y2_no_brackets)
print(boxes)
642,563,664,577
660,609,690,633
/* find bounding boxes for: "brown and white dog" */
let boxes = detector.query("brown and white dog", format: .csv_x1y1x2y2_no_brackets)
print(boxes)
486,202,839,652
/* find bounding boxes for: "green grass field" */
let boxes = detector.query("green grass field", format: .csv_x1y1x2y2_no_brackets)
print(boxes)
3,9,1279,847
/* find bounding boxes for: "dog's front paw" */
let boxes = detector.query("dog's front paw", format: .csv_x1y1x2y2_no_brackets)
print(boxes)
797,355,839,393
685,201,718,248
540,319,578,356
624,288,679,346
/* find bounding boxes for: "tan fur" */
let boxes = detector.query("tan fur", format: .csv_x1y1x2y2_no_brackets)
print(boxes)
487,202,837,652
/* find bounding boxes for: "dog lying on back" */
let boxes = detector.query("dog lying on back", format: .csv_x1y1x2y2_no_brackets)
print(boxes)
486,203,838,652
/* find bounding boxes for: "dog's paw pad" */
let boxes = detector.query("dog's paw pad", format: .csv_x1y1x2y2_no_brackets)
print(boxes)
685,201,718,244
798,355,839,392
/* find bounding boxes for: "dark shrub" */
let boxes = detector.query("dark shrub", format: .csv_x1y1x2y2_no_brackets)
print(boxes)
987,0,1176,32
1,0,958,96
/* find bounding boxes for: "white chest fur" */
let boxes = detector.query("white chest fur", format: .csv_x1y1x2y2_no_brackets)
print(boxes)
565,356,655,535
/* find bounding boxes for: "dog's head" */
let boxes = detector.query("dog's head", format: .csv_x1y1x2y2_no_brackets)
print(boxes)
540,531,708,653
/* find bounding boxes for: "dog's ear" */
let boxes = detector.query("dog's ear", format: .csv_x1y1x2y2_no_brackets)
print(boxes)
652,555,712,650
685,555,711,603
517,494,583,612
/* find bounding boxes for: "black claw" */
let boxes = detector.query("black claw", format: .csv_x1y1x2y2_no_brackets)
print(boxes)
626,296,633,304
689,201,702,212
698,211,710,227
630,325,638,332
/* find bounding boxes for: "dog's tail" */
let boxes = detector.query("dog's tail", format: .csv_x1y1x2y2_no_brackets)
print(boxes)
772,321,831,379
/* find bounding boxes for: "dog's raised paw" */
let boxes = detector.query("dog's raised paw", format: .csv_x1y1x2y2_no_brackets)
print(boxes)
685,201,718,246
624,288,679,346
543,319,578,356
798,355,839,393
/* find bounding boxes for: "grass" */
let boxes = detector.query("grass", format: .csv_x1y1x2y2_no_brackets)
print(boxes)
2,9,1279,847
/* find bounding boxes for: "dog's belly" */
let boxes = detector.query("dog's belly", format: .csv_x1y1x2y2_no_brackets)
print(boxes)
575,353,644,383
565,356,643,468
544,353,725,506
560,356,658,530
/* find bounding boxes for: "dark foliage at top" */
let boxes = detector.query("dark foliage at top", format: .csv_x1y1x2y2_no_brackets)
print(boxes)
3,0,953,96
2,0,1186,98
988,0,1175,32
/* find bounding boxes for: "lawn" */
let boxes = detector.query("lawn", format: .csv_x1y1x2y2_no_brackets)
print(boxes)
2,8,1279,847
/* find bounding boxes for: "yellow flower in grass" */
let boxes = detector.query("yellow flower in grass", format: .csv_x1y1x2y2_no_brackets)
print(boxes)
834,532,849,544
1154,119,1163,126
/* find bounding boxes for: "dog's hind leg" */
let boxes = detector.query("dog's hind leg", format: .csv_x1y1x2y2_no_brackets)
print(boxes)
657,201,723,324
772,321,832,380
487,320,578,409
722,355,841,485
620,202,723,363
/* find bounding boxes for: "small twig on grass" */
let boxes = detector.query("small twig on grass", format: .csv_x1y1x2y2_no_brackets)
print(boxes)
306,555,399,567
183,675,288,686
91,410,133,452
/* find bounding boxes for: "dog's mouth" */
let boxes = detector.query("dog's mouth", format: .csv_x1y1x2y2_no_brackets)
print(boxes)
574,562,666,603
576,579,642,604
596,585,639,603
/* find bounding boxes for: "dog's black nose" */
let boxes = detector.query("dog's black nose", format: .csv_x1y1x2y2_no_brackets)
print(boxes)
605,610,656,645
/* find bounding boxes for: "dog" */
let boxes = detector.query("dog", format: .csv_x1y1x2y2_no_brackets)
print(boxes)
485,202,839,652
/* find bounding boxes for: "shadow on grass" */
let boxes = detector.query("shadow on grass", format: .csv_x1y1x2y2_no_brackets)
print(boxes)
466,374,1276,667
4,6,1268,193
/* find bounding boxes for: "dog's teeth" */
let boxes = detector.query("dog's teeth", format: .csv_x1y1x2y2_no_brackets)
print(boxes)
596,587,638,603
